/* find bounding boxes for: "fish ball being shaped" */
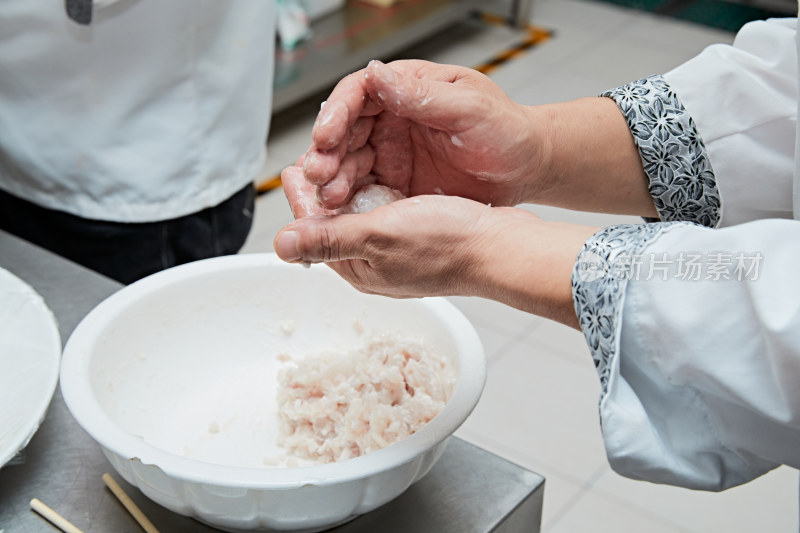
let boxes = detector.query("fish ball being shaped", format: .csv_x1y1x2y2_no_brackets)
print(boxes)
340,184,405,214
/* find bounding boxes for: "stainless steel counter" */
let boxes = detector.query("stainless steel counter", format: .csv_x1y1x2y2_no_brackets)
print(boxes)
0,229,544,532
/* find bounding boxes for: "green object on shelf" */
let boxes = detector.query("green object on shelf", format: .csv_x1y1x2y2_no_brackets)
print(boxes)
672,0,787,32
597,0,665,12
593,0,791,32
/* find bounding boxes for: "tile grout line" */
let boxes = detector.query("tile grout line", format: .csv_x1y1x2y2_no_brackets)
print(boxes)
486,318,550,367
581,467,697,533
541,464,608,531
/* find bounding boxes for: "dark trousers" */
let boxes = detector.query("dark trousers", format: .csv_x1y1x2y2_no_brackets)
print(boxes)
0,184,255,284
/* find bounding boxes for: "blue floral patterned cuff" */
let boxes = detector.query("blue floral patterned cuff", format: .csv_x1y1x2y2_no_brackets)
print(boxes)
602,75,721,228
571,222,690,398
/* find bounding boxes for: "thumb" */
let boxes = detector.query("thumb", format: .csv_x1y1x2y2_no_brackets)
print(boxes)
274,215,368,264
365,60,477,132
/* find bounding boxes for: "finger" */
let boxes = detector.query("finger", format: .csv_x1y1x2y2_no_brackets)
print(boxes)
347,116,375,152
370,113,413,192
310,59,468,151
303,145,346,186
312,100,349,150
305,114,375,186
387,58,473,83
365,60,482,132
274,213,369,264
281,165,329,219
312,71,382,151
318,145,377,208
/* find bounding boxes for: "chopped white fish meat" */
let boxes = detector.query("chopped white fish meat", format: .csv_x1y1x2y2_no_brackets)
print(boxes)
340,184,405,214
276,332,455,463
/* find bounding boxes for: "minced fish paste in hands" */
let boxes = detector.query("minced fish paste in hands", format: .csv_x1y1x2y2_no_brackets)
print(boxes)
276,332,455,463
340,184,405,214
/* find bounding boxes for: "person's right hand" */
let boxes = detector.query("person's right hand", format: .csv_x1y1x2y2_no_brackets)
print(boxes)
301,59,549,211
274,169,599,328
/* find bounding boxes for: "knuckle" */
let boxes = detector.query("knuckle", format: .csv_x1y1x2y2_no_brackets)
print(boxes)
361,231,388,258
316,223,342,263
418,80,435,102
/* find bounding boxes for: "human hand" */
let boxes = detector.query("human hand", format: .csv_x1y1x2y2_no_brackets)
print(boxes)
299,59,548,212
273,188,598,327
276,193,498,298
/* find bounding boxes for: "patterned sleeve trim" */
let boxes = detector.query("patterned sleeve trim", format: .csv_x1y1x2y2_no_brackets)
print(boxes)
601,75,721,228
571,222,691,399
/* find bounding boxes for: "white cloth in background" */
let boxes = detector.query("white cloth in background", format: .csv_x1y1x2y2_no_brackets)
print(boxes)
0,0,275,222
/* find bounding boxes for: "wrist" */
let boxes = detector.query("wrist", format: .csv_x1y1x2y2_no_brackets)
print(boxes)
517,104,556,205
468,209,598,328
520,97,657,217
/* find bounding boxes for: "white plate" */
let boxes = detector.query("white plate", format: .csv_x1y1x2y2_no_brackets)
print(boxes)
0,267,61,468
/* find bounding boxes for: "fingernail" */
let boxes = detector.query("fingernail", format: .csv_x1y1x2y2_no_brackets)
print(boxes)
276,231,300,261
318,104,335,127
373,60,397,85
314,104,333,133
366,59,377,74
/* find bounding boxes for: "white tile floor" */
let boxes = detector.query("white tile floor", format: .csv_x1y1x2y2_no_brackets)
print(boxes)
241,1,799,530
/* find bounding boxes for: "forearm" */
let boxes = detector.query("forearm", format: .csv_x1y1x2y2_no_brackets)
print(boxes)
524,97,658,218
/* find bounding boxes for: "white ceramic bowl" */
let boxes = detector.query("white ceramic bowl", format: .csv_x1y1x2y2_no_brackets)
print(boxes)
60,254,485,532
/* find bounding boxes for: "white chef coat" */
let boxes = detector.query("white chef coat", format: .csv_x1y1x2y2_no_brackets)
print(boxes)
0,0,275,223
572,13,800,491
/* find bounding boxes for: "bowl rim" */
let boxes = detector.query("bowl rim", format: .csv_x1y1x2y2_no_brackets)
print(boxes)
60,253,486,489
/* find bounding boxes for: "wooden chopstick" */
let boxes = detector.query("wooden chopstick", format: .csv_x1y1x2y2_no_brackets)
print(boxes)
102,473,160,533
29,498,84,533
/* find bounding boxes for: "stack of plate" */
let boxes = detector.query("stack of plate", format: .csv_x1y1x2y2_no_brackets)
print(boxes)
0,267,61,469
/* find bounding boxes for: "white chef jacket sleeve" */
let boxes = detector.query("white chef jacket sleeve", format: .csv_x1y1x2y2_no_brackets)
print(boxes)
573,220,800,491
571,17,800,491
601,17,797,228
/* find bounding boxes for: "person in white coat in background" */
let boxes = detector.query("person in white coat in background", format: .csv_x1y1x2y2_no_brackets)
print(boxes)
275,13,800,492
0,0,275,283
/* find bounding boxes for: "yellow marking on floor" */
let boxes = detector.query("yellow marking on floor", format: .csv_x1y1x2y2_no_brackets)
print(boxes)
472,15,553,75
256,175,283,194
